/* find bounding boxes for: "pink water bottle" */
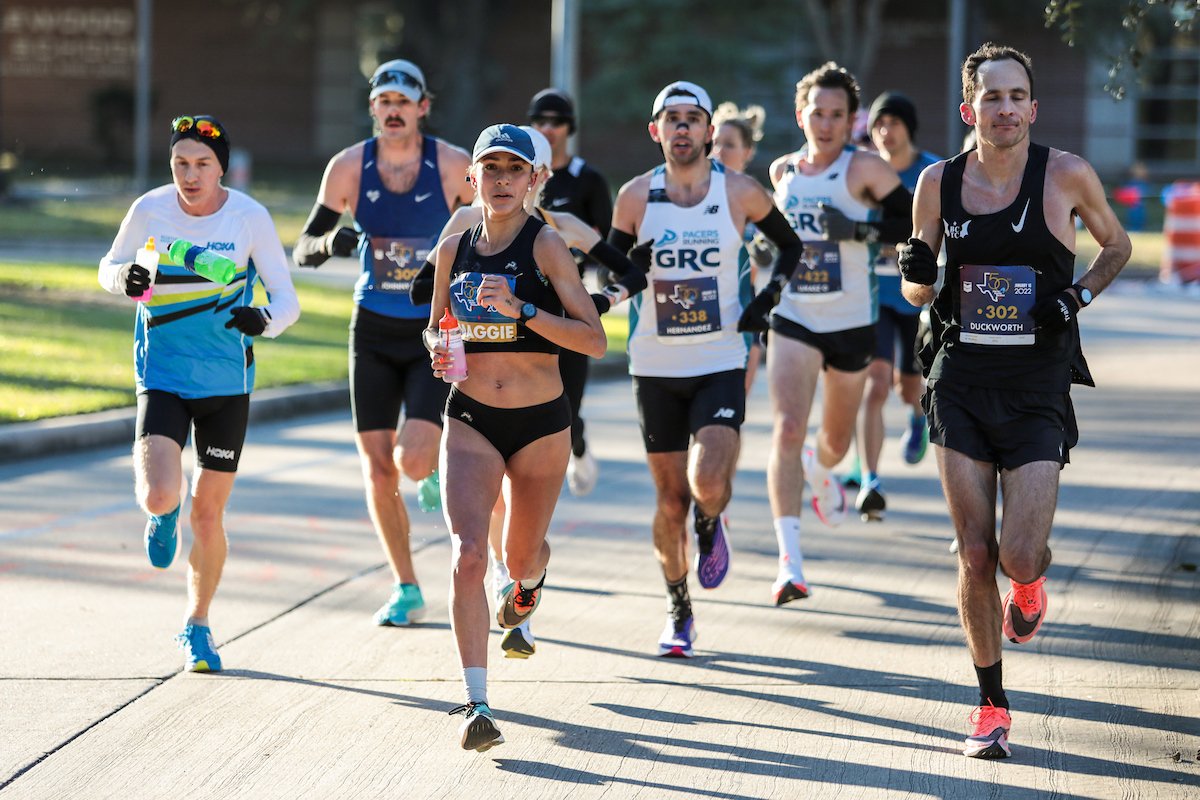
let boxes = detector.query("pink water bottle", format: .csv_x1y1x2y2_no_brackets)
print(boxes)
132,236,158,302
439,309,468,383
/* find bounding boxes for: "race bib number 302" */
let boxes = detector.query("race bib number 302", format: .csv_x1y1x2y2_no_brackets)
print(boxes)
958,264,1036,345
653,276,721,340
370,236,432,294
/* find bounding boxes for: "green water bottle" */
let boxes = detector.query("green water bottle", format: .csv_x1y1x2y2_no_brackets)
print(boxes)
417,470,441,513
167,239,237,285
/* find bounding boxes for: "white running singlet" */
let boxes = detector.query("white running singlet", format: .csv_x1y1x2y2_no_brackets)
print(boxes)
628,162,748,378
772,147,878,333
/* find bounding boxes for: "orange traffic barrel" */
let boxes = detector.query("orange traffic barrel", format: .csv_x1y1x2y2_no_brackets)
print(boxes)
1162,182,1200,283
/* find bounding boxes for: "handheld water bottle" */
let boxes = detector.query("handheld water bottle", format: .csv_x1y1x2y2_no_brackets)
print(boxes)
132,236,159,302
439,309,468,383
167,239,237,285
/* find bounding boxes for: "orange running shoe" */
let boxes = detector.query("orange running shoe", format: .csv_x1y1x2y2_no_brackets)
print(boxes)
963,703,1012,758
497,572,545,630
1002,576,1048,644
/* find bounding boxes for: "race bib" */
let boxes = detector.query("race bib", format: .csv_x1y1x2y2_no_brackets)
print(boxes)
958,264,1036,345
653,276,722,343
789,241,843,298
369,236,432,294
873,245,900,277
449,272,518,343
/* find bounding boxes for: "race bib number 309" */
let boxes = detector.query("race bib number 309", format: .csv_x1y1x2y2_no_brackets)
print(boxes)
370,236,432,294
958,264,1036,345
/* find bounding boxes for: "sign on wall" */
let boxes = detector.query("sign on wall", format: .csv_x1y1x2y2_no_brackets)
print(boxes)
1,4,136,80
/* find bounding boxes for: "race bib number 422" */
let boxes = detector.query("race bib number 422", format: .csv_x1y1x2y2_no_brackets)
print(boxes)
958,264,1036,345
789,240,843,296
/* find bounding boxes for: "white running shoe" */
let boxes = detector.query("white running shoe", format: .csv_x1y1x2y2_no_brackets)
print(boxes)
491,559,511,601
567,448,599,496
802,445,847,527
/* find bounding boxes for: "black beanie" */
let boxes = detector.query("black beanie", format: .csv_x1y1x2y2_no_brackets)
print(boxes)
169,115,231,173
868,92,918,140
528,88,576,133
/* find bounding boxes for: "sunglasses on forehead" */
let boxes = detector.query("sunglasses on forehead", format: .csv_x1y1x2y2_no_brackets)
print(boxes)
171,116,224,139
370,69,423,92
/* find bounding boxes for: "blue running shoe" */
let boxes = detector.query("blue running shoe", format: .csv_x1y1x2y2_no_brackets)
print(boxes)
658,614,697,658
694,512,731,590
176,624,222,672
144,505,180,569
417,471,441,513
373,583,426,626
901,413,929,465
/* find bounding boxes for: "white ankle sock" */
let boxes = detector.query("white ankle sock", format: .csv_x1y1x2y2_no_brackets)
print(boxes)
773,516,805,580
463,667,488,705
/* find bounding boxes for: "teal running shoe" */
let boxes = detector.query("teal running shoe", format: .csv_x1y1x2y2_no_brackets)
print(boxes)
901,413,929,465
449,702,504,752
417,471,441,513
373,583,426,626
839,456,862,490
144,504,180,569
176,624,222,672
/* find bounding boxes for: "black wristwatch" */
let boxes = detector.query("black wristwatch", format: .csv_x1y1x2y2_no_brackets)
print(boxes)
1072,283,1093,307
518,302,538,323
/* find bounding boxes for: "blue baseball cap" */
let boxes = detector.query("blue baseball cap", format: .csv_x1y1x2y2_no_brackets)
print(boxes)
472,124,536,165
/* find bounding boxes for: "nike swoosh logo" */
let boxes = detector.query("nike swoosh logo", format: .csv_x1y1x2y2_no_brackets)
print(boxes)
414,193,432,203
1011,199,1030,232
1009,608,1040,638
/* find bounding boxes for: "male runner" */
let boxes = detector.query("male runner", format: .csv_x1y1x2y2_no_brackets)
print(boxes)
899,43,1130,758
528,88,614,496
611,81,802,657
739,63,910,605
99,114,300,670
294,59,473,627
846,92,942,520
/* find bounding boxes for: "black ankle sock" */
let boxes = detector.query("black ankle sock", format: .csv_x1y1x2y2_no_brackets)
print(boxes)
666,575,691,620
975,660,1009,709
694,507,717,552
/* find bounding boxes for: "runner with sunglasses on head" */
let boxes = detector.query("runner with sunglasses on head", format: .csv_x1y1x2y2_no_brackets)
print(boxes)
426,124,606,752
98,114,300,672
527,88,615,498
294,59,473,630
420,126,647,661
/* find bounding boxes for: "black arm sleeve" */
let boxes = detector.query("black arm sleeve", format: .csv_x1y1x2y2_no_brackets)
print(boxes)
293,202,342,267
583,171,614,238
866,185,914,244
588,240,648,296
607,228,637,255
754,207,803,287
408,260,436,305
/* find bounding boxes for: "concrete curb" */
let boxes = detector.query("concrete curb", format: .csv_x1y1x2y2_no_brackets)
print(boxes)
0,359,631,465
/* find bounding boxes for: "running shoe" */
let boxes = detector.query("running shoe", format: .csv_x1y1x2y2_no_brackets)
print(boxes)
417,471,441,513
373,583,426,627
802,446,847,527
963,703,1012,759
144,504,180,569
176,624,222,672
500,623,536,659
772,571,811,606
448,702,504,752
567,448,599,497
694,512,731,590
657,614,697,658
840,456,863,490
900,413,929,465
496,573,545,630
1002,576,1048,644
855,478,887,522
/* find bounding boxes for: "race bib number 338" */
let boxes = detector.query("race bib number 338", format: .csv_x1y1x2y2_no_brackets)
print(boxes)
958,264,1036,345
653,276,721,342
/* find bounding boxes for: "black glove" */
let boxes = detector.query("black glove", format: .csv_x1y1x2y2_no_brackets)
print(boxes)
326,227,360,258
898,237,938,285
737,281,782,333
818,202,860,242
591,293,612,315
1029,290,1079,334
225,307,269,336
628,239,653,272
124,263,151,297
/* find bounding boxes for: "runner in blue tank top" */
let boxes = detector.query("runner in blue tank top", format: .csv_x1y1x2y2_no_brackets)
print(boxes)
294,59,474,629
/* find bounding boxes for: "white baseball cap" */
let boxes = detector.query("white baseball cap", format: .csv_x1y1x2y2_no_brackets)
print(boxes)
519,125,553,171
651,81,713,119
369,59,426,102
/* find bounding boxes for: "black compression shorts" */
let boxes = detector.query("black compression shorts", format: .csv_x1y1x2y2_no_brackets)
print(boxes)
633,369,745,453
350,306,449,433
769,316,875,373
136,390,250,472
445,388,571,461
874,305,921,375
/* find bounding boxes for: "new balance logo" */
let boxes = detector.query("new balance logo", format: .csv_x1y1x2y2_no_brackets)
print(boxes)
944,219,972,239
703,205,720,214
366,190,381,203
414,192,432,203
205,446,235,460
712,408,735,419
1011,199,1030,233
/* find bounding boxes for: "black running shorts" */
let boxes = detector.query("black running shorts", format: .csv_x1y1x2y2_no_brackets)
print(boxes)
136,390,250,472
874,305,922,375
770,316,875,373
924,381,1078,470
350,307,450,433
633,369,746,453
